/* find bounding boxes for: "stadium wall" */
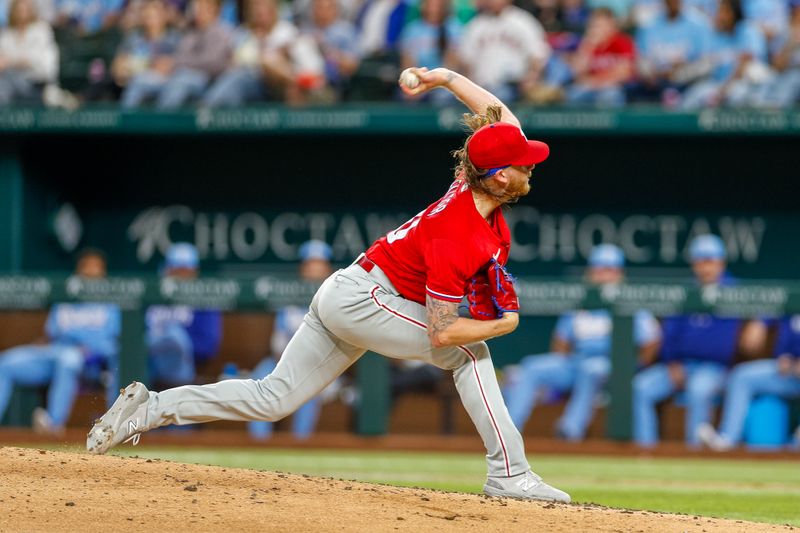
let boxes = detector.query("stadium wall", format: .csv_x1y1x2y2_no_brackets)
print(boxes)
1,106,798,362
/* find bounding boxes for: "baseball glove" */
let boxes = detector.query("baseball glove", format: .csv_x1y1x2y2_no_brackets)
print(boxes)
467,273,496,320
487,258,519,316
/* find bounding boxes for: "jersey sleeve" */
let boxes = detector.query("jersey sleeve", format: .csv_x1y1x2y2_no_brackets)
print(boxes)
45,305,60,340
634,309,661,346
423,239,469,302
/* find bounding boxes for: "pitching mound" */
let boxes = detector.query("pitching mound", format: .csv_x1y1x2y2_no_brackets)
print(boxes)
0,446,791,532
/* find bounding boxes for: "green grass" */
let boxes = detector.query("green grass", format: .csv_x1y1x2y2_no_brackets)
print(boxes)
95,447,800,526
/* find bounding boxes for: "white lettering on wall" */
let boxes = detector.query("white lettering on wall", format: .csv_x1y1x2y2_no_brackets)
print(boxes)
230,212,269,260
127,206,768,266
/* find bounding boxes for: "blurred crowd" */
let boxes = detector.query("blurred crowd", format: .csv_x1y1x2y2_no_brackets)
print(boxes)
1,0,800,107
0,234,798,450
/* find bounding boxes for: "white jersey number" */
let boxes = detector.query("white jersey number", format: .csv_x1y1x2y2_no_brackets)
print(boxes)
386,211,424,244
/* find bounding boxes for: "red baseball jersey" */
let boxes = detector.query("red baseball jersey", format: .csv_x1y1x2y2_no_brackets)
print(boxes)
587,32,636,81
365,179,511,305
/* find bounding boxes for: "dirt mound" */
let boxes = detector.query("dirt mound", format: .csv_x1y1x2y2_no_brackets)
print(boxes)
0,446,792,532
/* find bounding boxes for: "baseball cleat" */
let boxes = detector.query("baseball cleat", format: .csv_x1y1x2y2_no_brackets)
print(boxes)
483,470,571,503
697,423,734,452
86,381,150,455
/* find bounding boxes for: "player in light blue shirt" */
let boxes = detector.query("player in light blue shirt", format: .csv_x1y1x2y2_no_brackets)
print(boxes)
248,240,336,440
629,0,712,102
147,242,223,387
633,234,766,448
699,315,800,450
399,0,462,70
399,0,462,104
0,249,120,434
681,0,769,108
504,244,662,441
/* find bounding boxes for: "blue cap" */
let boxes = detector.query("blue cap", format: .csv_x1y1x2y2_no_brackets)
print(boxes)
588,244,625,268
298,240,332,262
689,234,726,261
164,242,199,270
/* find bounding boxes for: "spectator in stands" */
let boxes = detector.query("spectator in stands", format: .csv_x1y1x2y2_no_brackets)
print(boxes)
680,0,769,109
399,0,461,71
118,0,193,31
302,0,360,99
504,245,661,441
684,0,716,22
564,7,635,106
121,0,231,109
343,0,407,101
0,0,52,26
632,234,765,448
522,0,589,104
630,0,665,28
203,0,297,106
0,0,58,105
146,242,223,388
562,0,591,34
699,316,800,451
53,0,124,34
292,0,362,26
458,0,550,102
88,0,179,101
629,0,712,104
248,240,335,440
584,0,631,21
355,0,407,58
742,0,788,50
528,0,564,33
398,0,461,103
0,248,120,435
750,0,800,107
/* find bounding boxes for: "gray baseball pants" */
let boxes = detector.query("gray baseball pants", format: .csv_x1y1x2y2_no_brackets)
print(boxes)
144,261,530,477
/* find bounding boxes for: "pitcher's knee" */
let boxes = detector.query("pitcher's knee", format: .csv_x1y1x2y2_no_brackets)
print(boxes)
254,375,305,421
445,341,489,370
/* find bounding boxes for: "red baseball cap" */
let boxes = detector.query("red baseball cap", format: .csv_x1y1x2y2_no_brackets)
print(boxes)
467,122,550,170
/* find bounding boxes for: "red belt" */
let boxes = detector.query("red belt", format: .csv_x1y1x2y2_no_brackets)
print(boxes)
357,255,375,273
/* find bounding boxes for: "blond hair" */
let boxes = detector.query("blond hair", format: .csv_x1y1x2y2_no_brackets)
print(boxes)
451,104,504,197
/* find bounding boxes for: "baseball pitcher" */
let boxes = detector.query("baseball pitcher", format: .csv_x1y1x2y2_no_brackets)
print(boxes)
87,67,570,503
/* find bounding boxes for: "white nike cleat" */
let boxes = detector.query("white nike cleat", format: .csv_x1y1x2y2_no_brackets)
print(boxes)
484,470,571,503
86,381,150,455
697,423,735,452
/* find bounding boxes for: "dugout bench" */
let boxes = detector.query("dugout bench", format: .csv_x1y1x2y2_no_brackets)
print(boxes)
2,273,799,439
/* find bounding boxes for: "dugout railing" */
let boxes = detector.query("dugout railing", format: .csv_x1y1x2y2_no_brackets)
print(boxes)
1,273,796,440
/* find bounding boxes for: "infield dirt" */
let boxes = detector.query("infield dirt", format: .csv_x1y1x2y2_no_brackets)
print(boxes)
0,446,794,532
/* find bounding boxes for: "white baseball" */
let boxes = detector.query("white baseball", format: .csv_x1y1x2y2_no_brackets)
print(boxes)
400,68,420,89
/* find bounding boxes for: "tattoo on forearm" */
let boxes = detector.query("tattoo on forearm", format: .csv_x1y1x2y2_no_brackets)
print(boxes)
426,295,458,340
445,71,456,84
